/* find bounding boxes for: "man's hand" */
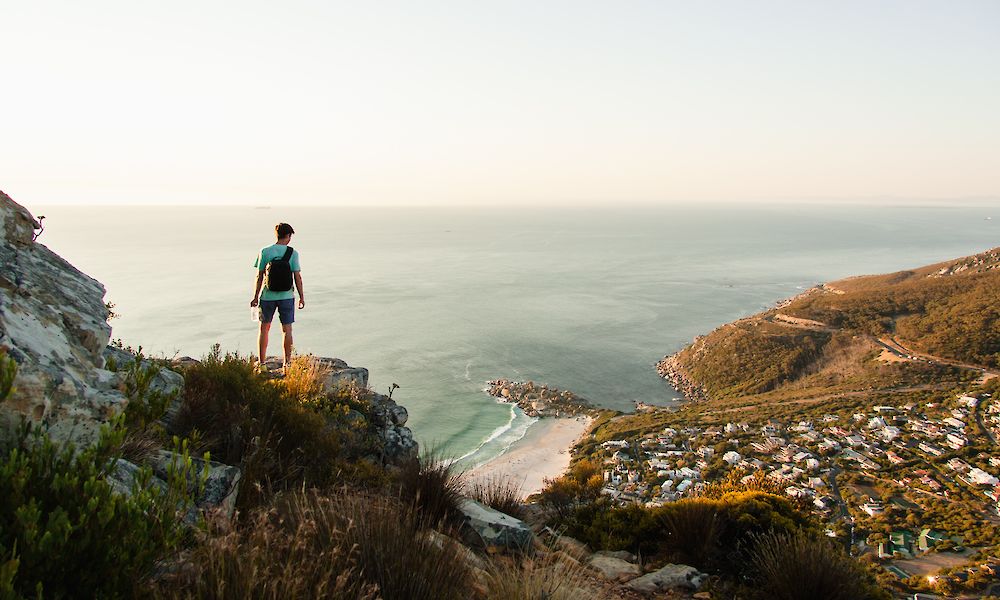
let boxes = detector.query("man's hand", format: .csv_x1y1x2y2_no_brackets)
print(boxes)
298,299,305,309
250,298,259,308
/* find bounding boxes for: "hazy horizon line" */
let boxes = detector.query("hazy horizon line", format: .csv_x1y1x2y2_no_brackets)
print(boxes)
25,196,1000,209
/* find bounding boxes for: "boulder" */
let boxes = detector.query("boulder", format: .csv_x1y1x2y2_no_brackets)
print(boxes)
389,404,408,426
458,499,534,552
314,356,368,391
588,554,641,582
107,458,167,497
103,345,185,432
593,549,637,563
0,192,127,447
381,425,418,463
425,530,488,571
149,450,241,520
625,563,706,593
555,536,592,560
550,550,581,566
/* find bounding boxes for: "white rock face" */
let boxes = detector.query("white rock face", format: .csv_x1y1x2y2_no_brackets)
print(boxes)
588,554,641,582
625,563,706,593
0,191,126,447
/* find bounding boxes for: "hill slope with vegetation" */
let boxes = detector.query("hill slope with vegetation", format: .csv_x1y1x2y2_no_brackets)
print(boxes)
658,247,1000,413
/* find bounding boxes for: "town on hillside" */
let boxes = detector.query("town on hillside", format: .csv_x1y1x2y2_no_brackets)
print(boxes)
585,390,1000,596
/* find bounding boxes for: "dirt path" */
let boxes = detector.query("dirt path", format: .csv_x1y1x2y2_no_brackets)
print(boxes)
702,383,954,416
763,309,997,384
877,336,998,384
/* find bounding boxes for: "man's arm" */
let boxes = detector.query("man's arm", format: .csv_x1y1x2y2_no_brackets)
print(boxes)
294,272,305,309
251,271,265,307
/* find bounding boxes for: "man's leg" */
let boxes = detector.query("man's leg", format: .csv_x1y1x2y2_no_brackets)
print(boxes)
275,298,296,368
281,324,293,366
258,321,271,364
257,300,280,365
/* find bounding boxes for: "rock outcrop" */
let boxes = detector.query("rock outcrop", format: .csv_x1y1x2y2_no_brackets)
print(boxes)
655,354,708,403
262,354,417,464
625,563,706,593
485,378,592,417
457,499,534,551
0,192,127,447
587,554,641,582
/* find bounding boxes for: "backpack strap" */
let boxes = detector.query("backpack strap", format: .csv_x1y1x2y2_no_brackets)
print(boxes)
281,246,293,262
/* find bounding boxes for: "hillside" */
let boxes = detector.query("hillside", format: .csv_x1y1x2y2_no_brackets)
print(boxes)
657,248,1000,414
573,249,1000,598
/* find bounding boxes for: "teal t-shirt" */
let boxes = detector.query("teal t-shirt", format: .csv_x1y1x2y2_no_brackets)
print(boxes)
254,244,301,301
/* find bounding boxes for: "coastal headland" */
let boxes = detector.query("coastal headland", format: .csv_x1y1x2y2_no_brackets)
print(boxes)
485,378,594,417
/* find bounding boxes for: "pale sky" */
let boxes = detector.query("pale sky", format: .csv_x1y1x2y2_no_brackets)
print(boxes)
2,1,999,206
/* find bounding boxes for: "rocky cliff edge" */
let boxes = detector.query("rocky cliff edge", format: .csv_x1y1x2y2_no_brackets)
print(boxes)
0,191,125,447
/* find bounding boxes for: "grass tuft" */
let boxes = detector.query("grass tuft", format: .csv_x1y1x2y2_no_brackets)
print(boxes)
482,549,604,600
153,489,475,600
394,450,466,527
748,529,887,600
468,475,526,520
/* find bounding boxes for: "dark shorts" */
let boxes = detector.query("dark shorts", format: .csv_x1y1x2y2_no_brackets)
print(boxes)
259,298,295,325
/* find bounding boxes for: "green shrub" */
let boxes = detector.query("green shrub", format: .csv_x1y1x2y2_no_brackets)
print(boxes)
172,347,344,509
117,347,177,431
562,491,812,573
537,459,603,518
0,352,16,402
562,501,661,557
748,529,889,600
700,468,786,499
0,421,198,599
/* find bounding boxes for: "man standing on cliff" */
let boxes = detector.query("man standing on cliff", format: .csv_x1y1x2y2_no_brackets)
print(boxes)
250,222,304,372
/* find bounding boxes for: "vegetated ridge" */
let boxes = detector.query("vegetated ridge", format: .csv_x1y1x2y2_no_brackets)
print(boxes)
658,247,999,415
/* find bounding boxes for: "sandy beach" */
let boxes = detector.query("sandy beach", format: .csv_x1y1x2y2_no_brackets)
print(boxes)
463,415,594,498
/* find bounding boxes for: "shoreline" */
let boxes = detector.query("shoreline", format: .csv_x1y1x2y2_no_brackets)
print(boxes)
463,415,594,499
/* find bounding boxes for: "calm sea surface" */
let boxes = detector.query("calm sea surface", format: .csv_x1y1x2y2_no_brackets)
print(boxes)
31,203,999,466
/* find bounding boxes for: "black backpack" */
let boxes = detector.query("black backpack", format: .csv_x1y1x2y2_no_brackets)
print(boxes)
265,247,294,292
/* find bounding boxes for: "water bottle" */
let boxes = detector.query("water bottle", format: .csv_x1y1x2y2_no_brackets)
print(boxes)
250,306,259,322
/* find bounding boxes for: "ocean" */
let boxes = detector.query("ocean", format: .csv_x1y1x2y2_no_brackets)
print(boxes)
31,202,998,467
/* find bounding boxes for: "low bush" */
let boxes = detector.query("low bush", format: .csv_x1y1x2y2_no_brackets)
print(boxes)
748,529,889,600
562,502,661,557
171,347,346,509
537,459,603,518
0,352,199,598
562,491,813,573
116,347,178,432
0,422,197,599
699,468,786,499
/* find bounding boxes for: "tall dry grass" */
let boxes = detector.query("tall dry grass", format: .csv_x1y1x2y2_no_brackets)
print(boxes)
748,529,885,600
481,549,605,600
659,498,723,566
153,489,474,600
394,451,466,527
468,475,526,520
